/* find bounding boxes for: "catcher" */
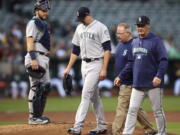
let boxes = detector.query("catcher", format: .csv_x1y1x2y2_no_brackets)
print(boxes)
24,0,51,125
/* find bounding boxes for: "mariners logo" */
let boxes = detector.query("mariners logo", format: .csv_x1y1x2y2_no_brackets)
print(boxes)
104,30,109,35
77,11,79,17
123,50,128,56
133,47,148,59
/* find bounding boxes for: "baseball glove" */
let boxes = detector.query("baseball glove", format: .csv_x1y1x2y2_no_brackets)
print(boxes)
26,65,46,79
63,74,73,95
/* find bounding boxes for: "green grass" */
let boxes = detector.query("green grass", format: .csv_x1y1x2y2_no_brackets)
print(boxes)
137,122,180,135
0,99,28,112
142,96,180,112
0,122,25,125
166,123,180,135
0,96,180,112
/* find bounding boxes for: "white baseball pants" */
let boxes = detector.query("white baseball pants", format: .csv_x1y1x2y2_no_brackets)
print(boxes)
74,60,107,131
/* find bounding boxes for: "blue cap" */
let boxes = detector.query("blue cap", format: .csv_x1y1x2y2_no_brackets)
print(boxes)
136,16,150,25
76,7,90,21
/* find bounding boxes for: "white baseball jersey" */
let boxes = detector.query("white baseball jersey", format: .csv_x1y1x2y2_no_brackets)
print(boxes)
26,19,48,53
72,20,110,58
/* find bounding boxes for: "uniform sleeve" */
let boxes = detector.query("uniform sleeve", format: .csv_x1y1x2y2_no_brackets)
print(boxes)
99,24,111,43
26,20,39,38
72,44,80,56
155,39,168,79
72,28,80,46
118,45,133,80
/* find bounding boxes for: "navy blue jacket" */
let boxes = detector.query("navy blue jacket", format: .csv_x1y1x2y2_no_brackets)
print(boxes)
119,33,168,88
115,39,133,85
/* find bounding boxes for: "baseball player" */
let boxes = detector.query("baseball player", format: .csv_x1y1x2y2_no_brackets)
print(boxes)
64,7,111,135
112,23,157,135
114,16,168,135
24,0,51,125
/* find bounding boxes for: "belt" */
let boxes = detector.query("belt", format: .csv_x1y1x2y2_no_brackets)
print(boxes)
36,51,50,57
82,58,101,63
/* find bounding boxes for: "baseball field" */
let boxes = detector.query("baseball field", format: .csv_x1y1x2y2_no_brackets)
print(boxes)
0,96,180,135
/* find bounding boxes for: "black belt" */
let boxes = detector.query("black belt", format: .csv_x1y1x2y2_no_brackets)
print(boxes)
82,58,101,63
36,51,50,57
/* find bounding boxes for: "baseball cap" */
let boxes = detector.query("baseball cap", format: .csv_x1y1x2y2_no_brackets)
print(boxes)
76,7,90,21
136,16,150,26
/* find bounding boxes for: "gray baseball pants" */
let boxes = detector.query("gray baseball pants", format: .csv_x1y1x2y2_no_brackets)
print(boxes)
25,53,50,118
123,88,166,135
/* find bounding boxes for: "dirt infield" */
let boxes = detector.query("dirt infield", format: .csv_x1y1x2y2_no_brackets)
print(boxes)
0,123,146,135
0,112,179,135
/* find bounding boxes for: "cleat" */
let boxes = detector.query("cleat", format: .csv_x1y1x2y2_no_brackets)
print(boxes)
28,116,50,125
144,131,158,135
88,128,107,135
41,116,51,122
67,128,81,135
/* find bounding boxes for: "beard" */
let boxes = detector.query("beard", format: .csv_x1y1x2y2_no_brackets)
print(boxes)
38,13,48,20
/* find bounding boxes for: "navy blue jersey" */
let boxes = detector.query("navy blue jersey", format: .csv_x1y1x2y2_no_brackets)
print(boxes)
115,39,133,85
119,33,168,88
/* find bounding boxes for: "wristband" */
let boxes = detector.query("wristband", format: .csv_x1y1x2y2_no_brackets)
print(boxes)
29,51,36,60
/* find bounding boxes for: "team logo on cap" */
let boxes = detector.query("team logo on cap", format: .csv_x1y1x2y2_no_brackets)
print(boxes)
77,11,79,17
139,17,142,22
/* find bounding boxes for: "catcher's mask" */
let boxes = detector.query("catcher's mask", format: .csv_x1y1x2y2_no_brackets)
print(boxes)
26,65,46,79
34,0,51,11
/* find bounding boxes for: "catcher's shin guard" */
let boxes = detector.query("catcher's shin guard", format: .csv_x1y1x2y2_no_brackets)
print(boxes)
40,83,51,116
29,82,51,117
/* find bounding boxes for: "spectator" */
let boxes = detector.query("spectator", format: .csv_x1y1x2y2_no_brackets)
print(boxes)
10,80,28,99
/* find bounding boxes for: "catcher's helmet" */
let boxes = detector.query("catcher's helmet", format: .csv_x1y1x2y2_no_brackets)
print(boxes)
34,0,51,11
26,65,46,79
63,74,73,95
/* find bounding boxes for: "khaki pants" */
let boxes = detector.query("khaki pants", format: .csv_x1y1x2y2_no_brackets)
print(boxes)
112,85,156,135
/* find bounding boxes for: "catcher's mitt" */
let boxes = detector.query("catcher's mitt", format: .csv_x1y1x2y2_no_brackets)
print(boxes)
63,74,73,95
26,65,46,79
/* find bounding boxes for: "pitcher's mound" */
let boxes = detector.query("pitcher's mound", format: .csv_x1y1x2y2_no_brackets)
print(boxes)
0,122,146,135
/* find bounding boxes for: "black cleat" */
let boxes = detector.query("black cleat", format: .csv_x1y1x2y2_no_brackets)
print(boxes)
144,131,157,135
88,128,107,135
67,128,81,135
